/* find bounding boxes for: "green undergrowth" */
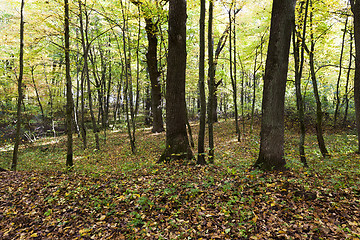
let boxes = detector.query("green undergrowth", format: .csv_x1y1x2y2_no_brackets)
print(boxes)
0,120,360,239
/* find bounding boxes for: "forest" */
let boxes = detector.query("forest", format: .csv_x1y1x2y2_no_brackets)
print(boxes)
0,0,360,239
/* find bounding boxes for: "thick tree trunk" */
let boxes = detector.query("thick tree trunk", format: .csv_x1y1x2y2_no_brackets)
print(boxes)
159,0,193,163
11,0,25,171
197,0,207,165
350,0,360,153
254,0,296,170
64,0,74,169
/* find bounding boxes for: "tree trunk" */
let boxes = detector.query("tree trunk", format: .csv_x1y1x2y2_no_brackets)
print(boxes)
130,0,164,133
11,0,25,171
350,0,360,153
144,85,152,126
65,0,74,169
293,0,309,167
229,5,240,142
145,18,164,133
82,3,100,150
159,0,193,163
121,0,136,153
334,16,348,125
343,26,353,124
207,0,215,163
30,66,45,120
197,0,207,165
254,0,296,171
309,0,329,158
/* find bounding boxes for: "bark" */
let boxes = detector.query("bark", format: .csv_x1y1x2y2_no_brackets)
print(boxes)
254,0,296,170
159,0,193,163
11,0,25,171
65,0,74,169
350,0,360,153
197,0,207,165
208,0,215,163
145,18,164,133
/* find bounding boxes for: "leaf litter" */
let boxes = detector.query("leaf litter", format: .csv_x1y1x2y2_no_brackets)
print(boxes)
0,120,360,239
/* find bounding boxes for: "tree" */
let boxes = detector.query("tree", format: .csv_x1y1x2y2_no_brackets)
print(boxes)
207,0,216,163
159,0,193,163
130,0,165,133
307,0,329,158
350,0,360,153
254,0,296,170
197,0,206,165
11,0,25,171
293,0,309,167
65,0,74,169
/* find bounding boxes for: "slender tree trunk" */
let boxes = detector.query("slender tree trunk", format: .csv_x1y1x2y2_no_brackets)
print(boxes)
229,4,240,142
250,47,258,134
334,16,348,125
293,0,309,167
144,85,152,126
159,0,193,163
11,0,25,171
239,58,246,135
30,66,45,119
134,11,141,117
80,2,100,150
208,0,215,163
343,26,353,124
309,1,329,158
197,0,207,165
254,0,296,170
65,0,74,169
121,0,136,153
44,64,56,137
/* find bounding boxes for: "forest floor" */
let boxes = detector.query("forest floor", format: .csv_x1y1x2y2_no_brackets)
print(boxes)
0,119,360,239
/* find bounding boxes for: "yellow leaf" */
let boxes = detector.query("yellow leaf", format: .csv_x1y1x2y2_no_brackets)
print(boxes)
30,233,38,238
252,214,258,223
99,215,106,221
79,228,90,235
278,230,286,234
117,195,126,201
